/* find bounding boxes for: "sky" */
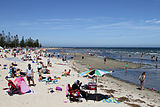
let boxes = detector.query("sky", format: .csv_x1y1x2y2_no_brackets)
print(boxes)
1,0,160,47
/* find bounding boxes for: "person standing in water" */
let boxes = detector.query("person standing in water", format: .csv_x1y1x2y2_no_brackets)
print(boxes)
156,56,158,68
139,72,146,90
120,54,122,61
125,63,128,71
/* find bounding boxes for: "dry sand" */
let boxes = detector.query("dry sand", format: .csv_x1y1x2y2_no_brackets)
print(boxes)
0,51,160,107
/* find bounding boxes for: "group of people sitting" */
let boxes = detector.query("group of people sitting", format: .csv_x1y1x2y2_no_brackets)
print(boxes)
37,62,50,74
67,80,88,102
5,63,36,96
7,63,35,86
21,53,32,61
0,54,7,58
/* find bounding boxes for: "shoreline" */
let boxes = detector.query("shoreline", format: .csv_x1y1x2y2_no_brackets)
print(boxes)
71,54,160,93
47,50,158,91
70,57,160,106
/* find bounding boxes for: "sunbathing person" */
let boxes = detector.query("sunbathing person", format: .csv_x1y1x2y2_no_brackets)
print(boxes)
72,80,82,90
38,74,47,81
42,67,50,74
16,69,26,77
37,62,42,72
39,75,56,82
62,69,71,76
66,69,71,76
71,80,87,98
62,69,67,76
0,54,4,58
4,54,7,58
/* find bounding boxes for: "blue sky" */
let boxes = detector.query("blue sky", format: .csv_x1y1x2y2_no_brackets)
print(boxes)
1,0,160,47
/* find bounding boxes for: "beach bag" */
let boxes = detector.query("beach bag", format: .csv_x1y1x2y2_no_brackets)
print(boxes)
56,87,62,91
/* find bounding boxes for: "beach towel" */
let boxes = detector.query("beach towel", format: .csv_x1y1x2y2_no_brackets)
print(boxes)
55,63,66,65
103,97,119,104
41,78,58,84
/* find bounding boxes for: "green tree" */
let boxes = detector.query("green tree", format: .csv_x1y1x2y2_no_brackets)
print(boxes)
25,37,34,47
40,44,42,48
34,39,39,47
5,32,11,47
0,33,5,47
20,36,25,47
0,30,42,48
15,35,19,47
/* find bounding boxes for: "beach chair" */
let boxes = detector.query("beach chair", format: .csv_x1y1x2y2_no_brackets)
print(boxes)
5,78,21,96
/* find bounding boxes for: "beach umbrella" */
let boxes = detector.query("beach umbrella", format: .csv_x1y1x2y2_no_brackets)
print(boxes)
79,69,112,77
79,69,112,101
79,70,91,77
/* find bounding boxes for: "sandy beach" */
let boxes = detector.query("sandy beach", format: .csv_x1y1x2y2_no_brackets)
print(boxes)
0,49,160,107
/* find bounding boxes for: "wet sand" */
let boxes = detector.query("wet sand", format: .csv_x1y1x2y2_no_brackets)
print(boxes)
69,53,144,72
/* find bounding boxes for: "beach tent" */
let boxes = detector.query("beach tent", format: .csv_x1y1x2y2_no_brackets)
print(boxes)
14,77,30,94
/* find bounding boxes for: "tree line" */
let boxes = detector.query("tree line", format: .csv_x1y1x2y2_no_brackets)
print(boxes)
0,30,42,48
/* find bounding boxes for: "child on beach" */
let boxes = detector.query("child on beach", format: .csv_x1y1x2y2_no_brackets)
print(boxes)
9,63,16,77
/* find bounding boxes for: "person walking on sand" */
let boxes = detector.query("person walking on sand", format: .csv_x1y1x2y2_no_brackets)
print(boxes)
104,56,107,64
26,64,35,86
47,58,50,66
139,72,146,90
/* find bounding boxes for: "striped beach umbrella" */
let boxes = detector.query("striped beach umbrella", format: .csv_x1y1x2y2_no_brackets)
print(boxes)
79,69,112,101
79,69,112,77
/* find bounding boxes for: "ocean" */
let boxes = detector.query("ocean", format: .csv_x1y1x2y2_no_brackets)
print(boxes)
47,47,160,92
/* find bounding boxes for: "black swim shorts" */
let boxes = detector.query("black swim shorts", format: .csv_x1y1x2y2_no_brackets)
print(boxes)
27,76,33,81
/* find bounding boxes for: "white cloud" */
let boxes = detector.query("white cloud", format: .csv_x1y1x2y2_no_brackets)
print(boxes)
87,21,160,31
133,26,160,30
38,18,65,22
145,19,160,24
87,22,131,29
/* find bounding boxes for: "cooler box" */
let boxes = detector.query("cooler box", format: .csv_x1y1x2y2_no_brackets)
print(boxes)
88,82,97,90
